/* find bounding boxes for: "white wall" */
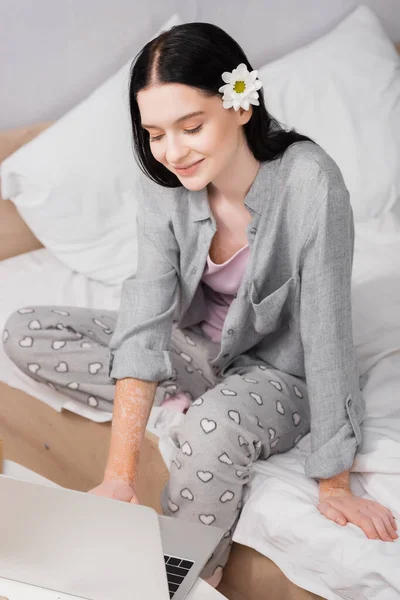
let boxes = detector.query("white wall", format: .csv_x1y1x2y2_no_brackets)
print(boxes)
1,0,399,129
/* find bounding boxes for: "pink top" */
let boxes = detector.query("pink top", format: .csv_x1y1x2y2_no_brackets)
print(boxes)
200,244,250,343
160,244,250,411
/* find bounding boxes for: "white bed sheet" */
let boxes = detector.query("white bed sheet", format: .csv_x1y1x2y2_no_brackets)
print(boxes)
1,208,400,599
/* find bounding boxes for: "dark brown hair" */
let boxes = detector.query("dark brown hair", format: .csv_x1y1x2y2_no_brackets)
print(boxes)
128,22,315,186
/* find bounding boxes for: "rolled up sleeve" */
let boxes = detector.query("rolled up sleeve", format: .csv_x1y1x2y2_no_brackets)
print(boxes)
108,196,180,384
299,171,365,480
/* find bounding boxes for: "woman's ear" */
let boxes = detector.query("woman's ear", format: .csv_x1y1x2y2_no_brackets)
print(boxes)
238,106,253,125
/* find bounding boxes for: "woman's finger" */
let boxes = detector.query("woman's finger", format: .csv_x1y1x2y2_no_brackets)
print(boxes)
370,514,394,542
384,510,398,531
359,516,381,540
318,502,347,526
379,512,398,541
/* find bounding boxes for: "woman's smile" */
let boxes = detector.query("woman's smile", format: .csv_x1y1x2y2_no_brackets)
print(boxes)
174,158,205,175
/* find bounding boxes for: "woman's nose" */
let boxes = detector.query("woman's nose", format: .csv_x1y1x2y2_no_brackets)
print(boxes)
165,136,189,165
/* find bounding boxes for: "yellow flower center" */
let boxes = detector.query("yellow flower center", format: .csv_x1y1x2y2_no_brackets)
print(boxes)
233,80,246,94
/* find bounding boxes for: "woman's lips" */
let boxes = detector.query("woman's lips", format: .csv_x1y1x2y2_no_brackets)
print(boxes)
174,159,205,175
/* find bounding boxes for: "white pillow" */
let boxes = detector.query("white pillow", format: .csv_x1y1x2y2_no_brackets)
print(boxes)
0,14,183,285
258,5,400,222
352,203,400,376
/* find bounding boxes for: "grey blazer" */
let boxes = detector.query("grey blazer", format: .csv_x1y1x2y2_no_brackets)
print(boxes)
108,141,365,480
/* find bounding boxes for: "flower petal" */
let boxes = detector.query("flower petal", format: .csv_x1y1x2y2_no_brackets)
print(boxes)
249,69,259,82
221,72,233,83
233,98,242,110
236,63,248,77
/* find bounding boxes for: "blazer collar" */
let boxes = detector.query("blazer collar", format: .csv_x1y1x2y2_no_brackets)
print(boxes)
188,159,276,222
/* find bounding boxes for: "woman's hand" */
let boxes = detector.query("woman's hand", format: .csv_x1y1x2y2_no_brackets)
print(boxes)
318,489,398,542
88,478,140,505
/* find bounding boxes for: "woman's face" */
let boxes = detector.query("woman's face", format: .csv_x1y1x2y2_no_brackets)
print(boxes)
138,83,251,190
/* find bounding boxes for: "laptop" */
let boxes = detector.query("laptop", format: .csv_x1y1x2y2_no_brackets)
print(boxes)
0,474,225,600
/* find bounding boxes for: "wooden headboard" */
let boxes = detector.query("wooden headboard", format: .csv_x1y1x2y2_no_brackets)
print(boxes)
1,41,400,262
0,122,52,261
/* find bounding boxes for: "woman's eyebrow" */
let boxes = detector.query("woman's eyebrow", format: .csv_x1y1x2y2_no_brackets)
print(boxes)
142,111,205,129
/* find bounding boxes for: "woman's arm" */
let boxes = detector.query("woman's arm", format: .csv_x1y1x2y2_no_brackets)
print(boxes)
107,177,180,384
317,468,398,541
318,470,350,498
89,179,179,502
104,378,158,487
298,161,364,481
88,377,158,502
297,156,397,541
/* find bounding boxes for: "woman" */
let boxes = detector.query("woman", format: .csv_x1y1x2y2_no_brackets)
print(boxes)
3,22,397,587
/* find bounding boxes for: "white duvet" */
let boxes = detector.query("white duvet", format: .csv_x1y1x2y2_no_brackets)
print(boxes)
1,208,400,600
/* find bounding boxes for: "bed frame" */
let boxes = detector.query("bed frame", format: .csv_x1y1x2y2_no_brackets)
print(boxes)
1,42,399,597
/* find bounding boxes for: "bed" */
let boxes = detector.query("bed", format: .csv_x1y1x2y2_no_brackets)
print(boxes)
1,18,400,600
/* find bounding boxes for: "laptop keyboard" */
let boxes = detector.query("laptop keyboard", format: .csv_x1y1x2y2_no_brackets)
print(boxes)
164,554,195,598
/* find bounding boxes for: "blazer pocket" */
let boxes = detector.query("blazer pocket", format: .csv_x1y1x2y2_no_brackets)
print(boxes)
250,276,295,335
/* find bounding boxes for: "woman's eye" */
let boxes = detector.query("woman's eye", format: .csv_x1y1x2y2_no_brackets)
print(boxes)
149,124,203,143
185,124,203,135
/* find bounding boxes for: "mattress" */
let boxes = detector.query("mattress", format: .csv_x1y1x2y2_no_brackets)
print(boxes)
1,207,400,599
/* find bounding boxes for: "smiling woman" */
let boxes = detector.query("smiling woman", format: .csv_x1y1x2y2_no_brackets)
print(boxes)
98,19,395,582
2,20,399,597
128,22,313,191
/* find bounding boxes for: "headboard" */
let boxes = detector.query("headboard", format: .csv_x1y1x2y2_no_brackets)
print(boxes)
0,41,399,263
0,122,51,261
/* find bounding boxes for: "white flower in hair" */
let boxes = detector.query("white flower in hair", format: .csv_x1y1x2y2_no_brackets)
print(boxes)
218,63,263,111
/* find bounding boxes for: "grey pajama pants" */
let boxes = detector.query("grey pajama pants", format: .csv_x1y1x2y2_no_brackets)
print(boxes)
2,305,311,579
